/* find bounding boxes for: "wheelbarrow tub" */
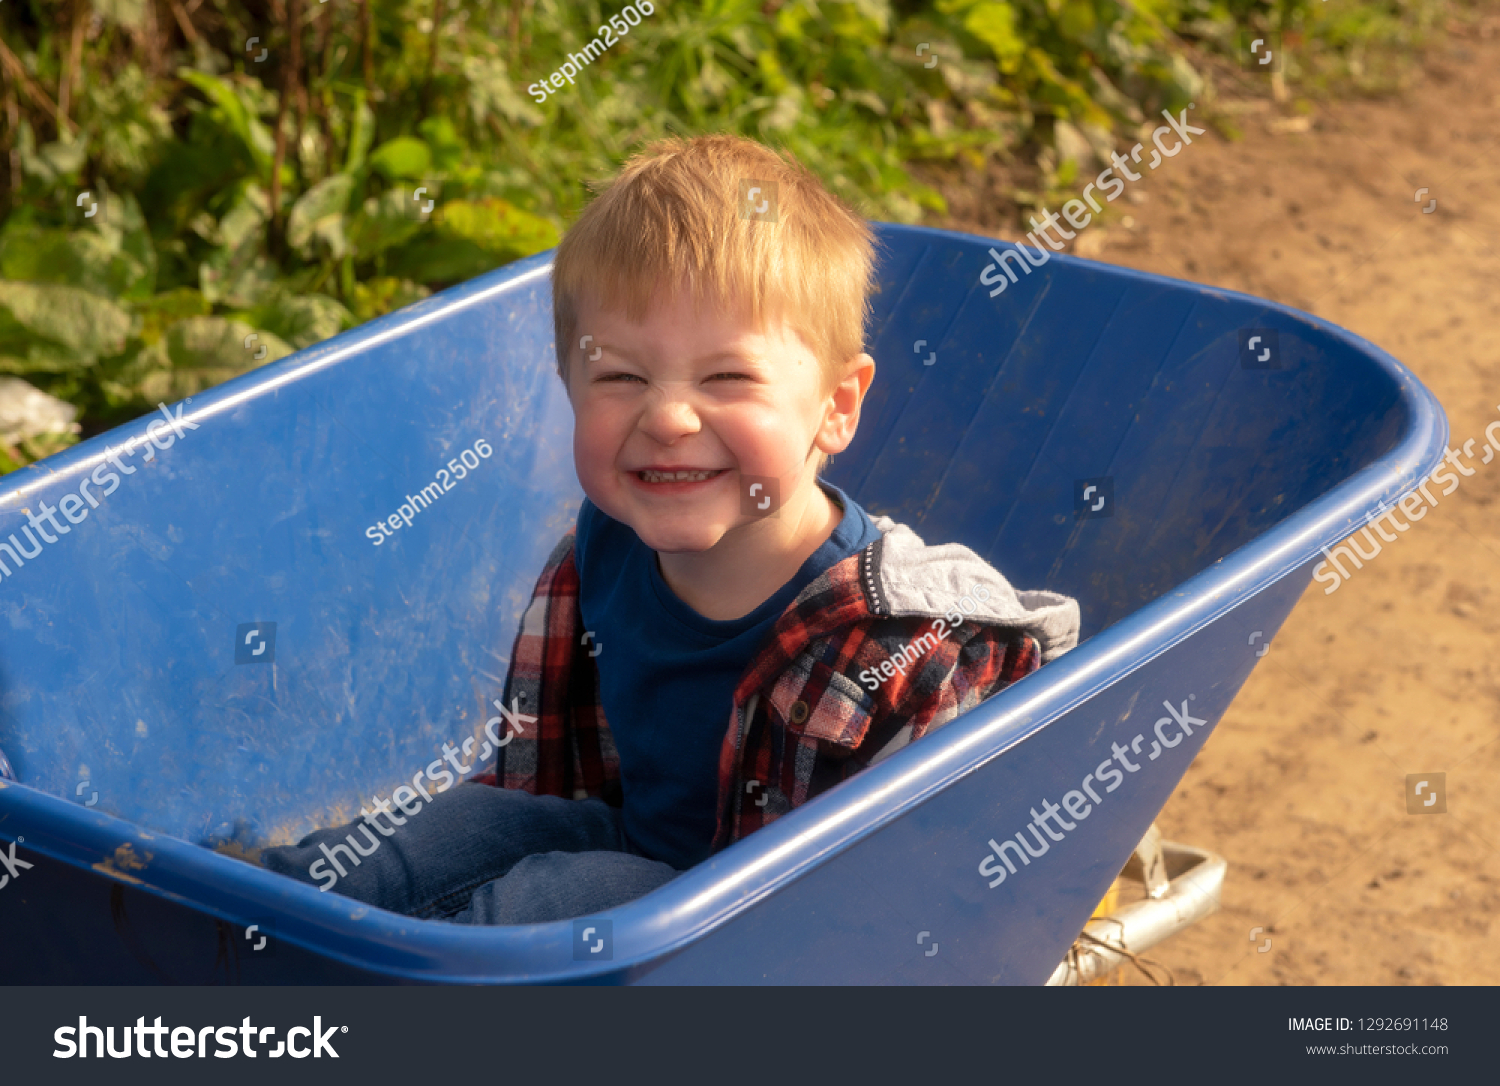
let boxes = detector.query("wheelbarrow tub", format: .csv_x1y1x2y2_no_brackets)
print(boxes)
0,222,1446,983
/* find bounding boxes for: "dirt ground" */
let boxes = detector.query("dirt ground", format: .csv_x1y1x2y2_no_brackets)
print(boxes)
934,15,1500,985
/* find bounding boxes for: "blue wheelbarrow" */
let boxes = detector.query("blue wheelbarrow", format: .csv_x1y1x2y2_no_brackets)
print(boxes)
0,222,1446,983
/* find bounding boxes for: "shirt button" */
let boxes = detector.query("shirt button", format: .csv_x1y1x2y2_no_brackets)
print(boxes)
789,700,809,725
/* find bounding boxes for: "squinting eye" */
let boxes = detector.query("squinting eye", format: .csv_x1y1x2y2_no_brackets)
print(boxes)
596,373,646,384
707,372,753,382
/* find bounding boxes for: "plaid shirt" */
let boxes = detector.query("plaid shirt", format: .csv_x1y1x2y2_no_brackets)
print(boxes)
475,526,1046,854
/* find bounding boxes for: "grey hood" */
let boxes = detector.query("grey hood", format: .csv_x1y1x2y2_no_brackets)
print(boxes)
863,517,1081,664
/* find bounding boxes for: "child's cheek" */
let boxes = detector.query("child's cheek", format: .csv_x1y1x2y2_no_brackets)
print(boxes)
722,410,806,476
572,407,614,485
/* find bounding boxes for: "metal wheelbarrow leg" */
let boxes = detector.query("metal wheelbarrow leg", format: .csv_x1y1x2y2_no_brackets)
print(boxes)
1048,824,1228,986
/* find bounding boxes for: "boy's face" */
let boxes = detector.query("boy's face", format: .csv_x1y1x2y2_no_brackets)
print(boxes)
566,284,872,555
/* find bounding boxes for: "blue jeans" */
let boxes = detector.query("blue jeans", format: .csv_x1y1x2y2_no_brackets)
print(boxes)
259,783,680,925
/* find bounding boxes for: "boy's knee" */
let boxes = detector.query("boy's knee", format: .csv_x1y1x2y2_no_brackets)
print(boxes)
457,850,676,925
517,850,675,909
258,843,311,879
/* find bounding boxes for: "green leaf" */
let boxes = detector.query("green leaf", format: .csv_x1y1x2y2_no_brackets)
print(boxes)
457,55,544,129
0,192,157,301
1058,0,1098,39
200,251,278,309
351,277,432,323
1166,53,1205,106
0,342,99,375
18,128,89,185
133,288,212,345
344,93,376,173
246,291,353,350
0,428,81,474
380,237,507,284
847,0,893,36
761,87,806,131
346,189,424,260
286,174,356,259
198,187,278,309
964,2,1027,70
81,64,173,183
434,198,560,263
756,50,790,94
417,117,467,172
0,281,134,360
177,69,274,176
140,127,255,240
149,317,290,401
0,226,145,300
381,196,561,283
216,180,272,250
110,192,160,300
368,137,432,182
93,338,168,409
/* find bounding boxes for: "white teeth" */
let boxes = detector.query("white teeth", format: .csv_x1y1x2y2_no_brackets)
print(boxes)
640,469,719,482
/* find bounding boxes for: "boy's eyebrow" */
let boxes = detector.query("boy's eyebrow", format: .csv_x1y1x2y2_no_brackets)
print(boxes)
694,348,763,368
585,344,764,368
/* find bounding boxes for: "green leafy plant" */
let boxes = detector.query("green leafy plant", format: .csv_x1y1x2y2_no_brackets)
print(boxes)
0,0,1453,471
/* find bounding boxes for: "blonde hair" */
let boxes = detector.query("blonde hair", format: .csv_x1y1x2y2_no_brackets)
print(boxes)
551,134,877,401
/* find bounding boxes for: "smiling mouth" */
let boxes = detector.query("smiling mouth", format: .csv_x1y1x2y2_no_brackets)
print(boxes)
636,469,727,483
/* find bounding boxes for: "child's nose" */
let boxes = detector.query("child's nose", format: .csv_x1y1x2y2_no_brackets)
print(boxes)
639,394,702,442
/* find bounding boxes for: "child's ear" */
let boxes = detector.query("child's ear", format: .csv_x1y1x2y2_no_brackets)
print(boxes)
845,351,876,403
816,352,875,457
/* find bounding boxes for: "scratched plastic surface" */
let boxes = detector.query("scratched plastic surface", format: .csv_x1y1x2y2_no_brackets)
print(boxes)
0,223,1446,983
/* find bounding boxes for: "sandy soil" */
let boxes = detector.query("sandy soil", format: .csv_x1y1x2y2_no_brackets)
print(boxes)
934,14,1500,984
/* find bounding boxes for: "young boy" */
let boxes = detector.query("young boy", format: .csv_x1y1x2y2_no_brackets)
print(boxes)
261,134,1079,924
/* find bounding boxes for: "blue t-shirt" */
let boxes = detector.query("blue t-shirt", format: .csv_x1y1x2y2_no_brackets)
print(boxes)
573,480,882,870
